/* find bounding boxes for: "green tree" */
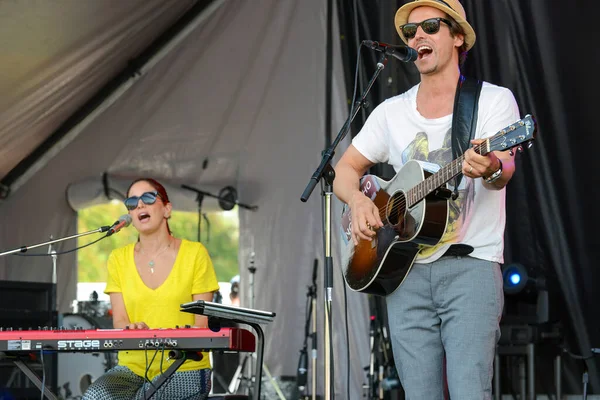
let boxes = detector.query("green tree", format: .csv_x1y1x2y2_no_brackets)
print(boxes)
77,203,239,283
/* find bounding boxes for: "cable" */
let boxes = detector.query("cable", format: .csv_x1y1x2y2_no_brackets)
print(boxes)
559,347,599,400
583,367,589,400
12,234,109,257
158,344,167,400
348,24,364,127
160,344,166,375
342,267,350,400
40,350,46,400
560,346,595,360
144,346,160,399
340,1,363,397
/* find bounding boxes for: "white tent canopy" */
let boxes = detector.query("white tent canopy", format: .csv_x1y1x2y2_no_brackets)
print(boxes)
0,0,369,396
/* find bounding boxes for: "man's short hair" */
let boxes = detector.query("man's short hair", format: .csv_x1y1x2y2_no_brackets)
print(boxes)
446,14,469,68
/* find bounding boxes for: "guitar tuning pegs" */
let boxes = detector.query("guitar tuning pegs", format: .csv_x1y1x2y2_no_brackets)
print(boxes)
527,142,534,148
517,145,524,153
509,149,514,156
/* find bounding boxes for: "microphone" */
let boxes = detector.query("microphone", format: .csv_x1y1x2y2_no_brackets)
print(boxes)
363,40,418,62
106,214,132,236
297,348,308,392
312,259,318,285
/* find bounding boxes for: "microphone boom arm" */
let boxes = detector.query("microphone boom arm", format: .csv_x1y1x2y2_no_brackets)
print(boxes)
0,227,109,257
301,52,389,201
181,184,258,211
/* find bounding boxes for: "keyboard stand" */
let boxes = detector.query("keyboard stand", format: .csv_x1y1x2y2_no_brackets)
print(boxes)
180,300,276,400
2,349,198,400
10,357,58,400
215,317,264,400
144,349,196,398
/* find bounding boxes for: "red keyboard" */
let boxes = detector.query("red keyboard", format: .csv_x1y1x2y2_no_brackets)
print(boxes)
0,327,255,353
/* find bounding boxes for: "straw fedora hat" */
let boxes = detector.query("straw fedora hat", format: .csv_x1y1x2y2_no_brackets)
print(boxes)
394,0,476,51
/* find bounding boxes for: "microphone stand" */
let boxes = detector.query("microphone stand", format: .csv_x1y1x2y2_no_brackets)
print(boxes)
0,227,110,257
298,262,318,399
181,184,259,211
48,239,58,312
181,184,257,243
301,52,388,399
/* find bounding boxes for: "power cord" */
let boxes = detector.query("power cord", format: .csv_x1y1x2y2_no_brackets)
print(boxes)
559,345,600,400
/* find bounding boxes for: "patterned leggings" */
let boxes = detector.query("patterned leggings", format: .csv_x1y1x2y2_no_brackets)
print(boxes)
82,365,211,400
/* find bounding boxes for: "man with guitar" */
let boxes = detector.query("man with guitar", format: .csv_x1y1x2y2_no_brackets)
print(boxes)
334,0,523,398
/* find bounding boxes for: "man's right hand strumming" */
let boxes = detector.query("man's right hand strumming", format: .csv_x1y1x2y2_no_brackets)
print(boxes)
349,191,383,245
333,144,383,246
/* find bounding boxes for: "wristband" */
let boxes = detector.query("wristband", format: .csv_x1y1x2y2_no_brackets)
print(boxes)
484,159,503,184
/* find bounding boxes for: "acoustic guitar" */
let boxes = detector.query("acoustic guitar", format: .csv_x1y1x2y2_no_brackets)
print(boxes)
341,114,537,296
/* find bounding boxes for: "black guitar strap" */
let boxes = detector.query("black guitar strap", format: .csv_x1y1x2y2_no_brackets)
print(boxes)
451,75,483,198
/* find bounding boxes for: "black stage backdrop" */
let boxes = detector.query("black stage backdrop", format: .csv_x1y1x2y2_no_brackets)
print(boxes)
337,0,600,394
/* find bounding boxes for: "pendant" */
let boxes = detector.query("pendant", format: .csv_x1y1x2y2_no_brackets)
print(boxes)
149,260,155,274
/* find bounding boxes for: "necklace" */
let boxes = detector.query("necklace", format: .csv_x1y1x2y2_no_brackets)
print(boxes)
138,239,172,274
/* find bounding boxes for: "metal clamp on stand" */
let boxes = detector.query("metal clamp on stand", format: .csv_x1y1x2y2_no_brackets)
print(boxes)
180,300,276,400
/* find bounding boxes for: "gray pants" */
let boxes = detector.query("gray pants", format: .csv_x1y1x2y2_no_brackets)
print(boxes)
386,256,504,400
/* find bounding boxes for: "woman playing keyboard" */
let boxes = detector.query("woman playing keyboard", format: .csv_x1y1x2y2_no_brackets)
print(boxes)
83,178,219,400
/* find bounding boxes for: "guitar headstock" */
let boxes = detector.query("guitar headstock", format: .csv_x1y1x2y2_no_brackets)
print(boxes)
487,114,537,155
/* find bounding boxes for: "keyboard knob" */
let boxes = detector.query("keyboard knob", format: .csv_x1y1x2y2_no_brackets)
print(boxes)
185,325,191,329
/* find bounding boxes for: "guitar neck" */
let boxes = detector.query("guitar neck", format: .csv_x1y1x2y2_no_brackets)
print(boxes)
406,141,489,207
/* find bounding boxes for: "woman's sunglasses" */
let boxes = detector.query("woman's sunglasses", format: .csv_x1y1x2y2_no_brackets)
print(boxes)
124,191,161,210
400,17,452,40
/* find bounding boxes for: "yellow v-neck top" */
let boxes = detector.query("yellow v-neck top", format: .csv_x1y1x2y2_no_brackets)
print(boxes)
104,239,220,380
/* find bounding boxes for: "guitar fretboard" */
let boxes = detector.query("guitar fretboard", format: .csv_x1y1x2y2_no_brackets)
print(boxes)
406,140,489,207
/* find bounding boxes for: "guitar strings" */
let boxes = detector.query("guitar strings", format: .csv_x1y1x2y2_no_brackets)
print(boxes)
367,132,520,224
371,141,484,219
376,123,531,222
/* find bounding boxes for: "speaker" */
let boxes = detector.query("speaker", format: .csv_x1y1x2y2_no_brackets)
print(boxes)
0,281,58,398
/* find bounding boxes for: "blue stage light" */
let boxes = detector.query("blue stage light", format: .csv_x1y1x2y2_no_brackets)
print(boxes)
509,273,521,285
502,263,528,294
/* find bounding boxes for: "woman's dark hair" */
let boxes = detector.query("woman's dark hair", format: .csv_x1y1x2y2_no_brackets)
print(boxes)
126,178,173,235
446,16,469,69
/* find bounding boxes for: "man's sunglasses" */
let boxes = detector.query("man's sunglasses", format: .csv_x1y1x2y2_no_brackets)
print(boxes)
124,191,162,210
400,17,452,40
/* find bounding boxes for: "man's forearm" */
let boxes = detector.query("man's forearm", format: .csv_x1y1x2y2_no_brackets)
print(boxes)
333,163,364,205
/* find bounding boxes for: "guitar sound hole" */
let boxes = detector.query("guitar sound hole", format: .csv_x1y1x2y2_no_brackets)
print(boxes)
387,192,406,226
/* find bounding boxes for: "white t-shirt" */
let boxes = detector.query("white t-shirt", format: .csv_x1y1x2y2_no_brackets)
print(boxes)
352,82,520,264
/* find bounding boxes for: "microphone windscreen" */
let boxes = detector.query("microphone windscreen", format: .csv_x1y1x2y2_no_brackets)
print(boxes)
120,214,132,226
